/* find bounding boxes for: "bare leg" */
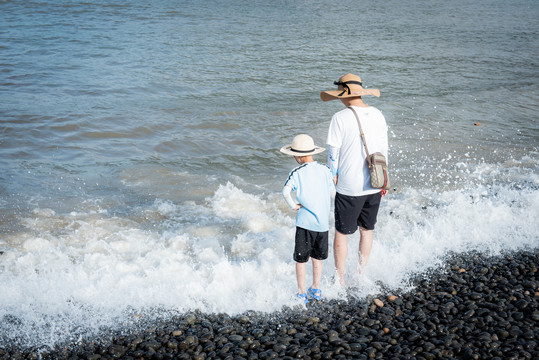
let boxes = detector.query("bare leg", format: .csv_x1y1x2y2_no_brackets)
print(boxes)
333,230,348,285
311,258,322,289
296,262,306,294
358,227,373,274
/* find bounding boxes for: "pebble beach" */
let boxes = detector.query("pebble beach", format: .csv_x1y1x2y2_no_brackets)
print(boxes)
3,249,537,360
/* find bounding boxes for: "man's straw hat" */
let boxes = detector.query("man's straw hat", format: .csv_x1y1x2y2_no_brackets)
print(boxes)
280,134,325,156
320,73,380,102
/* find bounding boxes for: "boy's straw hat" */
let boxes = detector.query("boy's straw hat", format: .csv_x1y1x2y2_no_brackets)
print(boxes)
280,134,325,156
320,73,380,102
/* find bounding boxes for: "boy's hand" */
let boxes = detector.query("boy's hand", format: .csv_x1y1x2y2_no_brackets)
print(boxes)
293,204,303,211
381,189,387,197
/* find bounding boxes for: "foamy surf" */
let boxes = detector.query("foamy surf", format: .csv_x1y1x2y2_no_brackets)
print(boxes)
1,161,538,348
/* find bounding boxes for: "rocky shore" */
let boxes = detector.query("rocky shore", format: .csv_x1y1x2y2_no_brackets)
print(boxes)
2,249,537,360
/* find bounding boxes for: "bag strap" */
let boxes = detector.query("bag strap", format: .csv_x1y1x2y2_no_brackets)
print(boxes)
349,106,370,157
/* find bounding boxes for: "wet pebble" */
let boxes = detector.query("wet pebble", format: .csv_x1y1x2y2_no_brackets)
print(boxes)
2,250,538,360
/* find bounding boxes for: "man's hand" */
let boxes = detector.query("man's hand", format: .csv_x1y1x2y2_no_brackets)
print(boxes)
381,189,387,197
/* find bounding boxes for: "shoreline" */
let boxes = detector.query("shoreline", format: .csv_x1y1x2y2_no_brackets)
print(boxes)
2,249,537,360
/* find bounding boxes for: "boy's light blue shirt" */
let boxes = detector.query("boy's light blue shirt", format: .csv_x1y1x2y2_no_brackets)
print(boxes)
283,161,335,232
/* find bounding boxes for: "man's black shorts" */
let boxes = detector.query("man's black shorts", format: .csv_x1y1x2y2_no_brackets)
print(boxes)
294,227,328,263
334,192,381,234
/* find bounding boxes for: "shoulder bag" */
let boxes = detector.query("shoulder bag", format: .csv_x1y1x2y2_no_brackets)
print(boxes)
349,106,391,190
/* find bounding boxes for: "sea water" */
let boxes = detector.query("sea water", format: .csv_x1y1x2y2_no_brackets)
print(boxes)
0,0,537,349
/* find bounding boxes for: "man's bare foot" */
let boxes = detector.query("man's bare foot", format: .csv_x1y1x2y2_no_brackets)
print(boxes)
333,271,346,287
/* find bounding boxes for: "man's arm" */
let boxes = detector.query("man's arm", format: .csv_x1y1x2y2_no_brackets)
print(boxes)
328,145,340,184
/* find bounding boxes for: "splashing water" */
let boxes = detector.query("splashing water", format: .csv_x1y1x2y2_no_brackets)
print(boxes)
1,159,538,348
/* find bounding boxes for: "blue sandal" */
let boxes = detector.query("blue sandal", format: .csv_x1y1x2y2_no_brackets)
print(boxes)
308,287,322,301
296,292,309,304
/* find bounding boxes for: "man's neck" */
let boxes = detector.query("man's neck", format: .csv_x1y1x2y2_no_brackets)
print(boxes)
348,97,368,107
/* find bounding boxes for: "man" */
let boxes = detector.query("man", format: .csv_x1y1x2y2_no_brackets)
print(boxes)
320,73,388,285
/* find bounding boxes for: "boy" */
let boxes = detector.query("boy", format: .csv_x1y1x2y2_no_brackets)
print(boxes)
280,134,335,304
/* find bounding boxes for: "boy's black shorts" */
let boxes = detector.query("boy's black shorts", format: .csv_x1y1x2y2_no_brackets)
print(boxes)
334,192,381,234
294,227,329,263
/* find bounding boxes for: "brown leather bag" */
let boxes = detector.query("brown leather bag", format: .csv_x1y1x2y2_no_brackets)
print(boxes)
350,107,391,190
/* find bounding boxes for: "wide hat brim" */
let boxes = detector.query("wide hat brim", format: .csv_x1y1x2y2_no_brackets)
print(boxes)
320,73,381,102
320,88,380,102
280,145,326,156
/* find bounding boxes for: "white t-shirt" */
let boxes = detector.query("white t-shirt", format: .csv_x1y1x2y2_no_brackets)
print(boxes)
326,106,388,196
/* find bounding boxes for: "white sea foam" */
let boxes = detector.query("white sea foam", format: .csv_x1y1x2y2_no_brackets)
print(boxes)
1,170,538,348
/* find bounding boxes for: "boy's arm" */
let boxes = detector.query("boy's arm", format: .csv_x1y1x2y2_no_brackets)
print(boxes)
282,185,301,210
